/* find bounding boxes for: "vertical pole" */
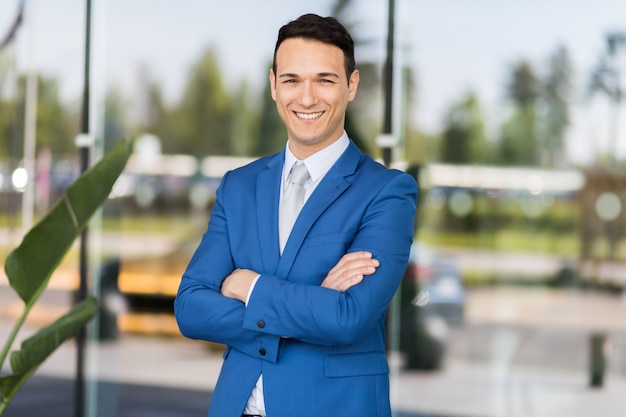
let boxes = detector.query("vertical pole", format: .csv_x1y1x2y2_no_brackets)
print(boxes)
589,333,608,388
381,0,395,168
21,0,37,236
607,33,624,167
380,0,402,360
75,1,92,417
22,72,37,234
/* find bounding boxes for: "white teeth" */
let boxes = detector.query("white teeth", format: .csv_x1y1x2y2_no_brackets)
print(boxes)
296,111,323,120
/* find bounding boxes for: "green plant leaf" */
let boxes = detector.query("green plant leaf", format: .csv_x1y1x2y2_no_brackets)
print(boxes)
4,139,132,303
0,297,98,414
0,374,21,415
10,297,98,375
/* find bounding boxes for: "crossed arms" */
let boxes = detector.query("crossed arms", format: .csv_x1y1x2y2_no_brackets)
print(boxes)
175,169,417,353
221,250,380,301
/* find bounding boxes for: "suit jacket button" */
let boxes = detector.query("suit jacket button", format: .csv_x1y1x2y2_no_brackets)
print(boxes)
257,320,265,329
259,348,266,356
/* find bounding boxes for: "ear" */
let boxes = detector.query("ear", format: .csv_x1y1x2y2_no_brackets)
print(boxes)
269,69,277,101
348,69,359,102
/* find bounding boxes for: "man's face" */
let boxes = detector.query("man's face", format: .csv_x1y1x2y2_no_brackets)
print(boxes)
270,37,359,159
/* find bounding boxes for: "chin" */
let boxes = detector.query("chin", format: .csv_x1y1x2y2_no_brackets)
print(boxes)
290,131,322,144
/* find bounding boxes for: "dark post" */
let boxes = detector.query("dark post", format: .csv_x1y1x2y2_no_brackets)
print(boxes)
381,0,395,168
380,0,401,356
589,333,608,388
75,1,92,416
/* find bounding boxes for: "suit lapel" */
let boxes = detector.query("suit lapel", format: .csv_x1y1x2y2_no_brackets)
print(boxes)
257,152,284,273
277,142,362,278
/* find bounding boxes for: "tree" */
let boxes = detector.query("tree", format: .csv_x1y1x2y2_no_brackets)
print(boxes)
540,45,573,167
440,91,491,164
137,68,170,151
170,48,232,156
497,60,540,165
0,53,19,159
103,87,130,153
499,106,538,165
33,75,76,153
255,62,286,157
588,32,626,166
0,74,77,158
0,91,18,159
230,80,257,156
508,61,540,106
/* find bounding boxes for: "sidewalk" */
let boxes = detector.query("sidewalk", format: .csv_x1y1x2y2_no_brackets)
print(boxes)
4,375,213,417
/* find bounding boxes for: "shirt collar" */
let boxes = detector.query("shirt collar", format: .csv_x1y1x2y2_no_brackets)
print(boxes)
283,132,350,183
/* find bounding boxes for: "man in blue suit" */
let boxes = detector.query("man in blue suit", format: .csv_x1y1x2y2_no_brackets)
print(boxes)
175,13,417,417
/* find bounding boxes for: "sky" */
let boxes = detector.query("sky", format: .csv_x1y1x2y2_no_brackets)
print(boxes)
1,0,626,164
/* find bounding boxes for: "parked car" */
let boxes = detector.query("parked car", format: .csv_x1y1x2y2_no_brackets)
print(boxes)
399,242,466,370
404,242,465,324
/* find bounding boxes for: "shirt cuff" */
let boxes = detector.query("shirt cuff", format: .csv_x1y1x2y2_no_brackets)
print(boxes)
244,274,261,306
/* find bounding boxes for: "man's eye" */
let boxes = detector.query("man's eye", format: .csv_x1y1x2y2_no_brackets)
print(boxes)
283,79,297,84
320,79,334,84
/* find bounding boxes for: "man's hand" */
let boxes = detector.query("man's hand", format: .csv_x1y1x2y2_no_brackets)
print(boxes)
220,268,259,302
321,251,380,292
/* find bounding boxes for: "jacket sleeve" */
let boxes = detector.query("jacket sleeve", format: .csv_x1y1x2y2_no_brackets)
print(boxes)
242,172,417,346
174,172,282,362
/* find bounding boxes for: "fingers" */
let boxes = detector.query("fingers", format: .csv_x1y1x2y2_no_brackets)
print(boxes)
321,251,380,292
220,268,258,302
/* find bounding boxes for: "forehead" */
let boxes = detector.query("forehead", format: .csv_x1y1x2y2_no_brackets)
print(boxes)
275,38,345,75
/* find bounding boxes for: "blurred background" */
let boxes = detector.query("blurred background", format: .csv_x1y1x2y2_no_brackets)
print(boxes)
1,0,626,416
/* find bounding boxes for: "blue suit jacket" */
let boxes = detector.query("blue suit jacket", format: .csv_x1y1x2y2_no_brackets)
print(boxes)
174,141,417,417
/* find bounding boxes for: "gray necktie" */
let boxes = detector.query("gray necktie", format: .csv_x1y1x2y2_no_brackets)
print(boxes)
279,162,310,252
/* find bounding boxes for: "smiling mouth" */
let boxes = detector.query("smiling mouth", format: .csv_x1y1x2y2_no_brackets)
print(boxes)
295,111,324,120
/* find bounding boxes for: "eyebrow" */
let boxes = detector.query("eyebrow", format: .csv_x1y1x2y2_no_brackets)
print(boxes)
278,72,340,79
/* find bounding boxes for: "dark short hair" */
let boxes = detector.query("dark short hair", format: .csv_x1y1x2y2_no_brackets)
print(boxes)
272,14,356,82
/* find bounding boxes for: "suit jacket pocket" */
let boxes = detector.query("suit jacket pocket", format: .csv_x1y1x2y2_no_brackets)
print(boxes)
323,352,389,377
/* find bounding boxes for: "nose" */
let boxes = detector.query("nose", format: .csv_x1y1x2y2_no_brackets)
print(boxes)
298,81,316,107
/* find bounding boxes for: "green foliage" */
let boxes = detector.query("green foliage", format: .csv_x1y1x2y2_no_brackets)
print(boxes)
496,49,573,167
136,68,169,142
34,75,78,152
497,61,541,165
507,60,540,106
0,2,581,166
171,48,233,156
0,74,78,157
0,139,132,415
0,99,18,159
440,91,491,164
0,298,99,411
540,45,574,166
419,191,580,256
498,106,538,165
103,88,131,153
256,62,287,157
405,129,439,165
